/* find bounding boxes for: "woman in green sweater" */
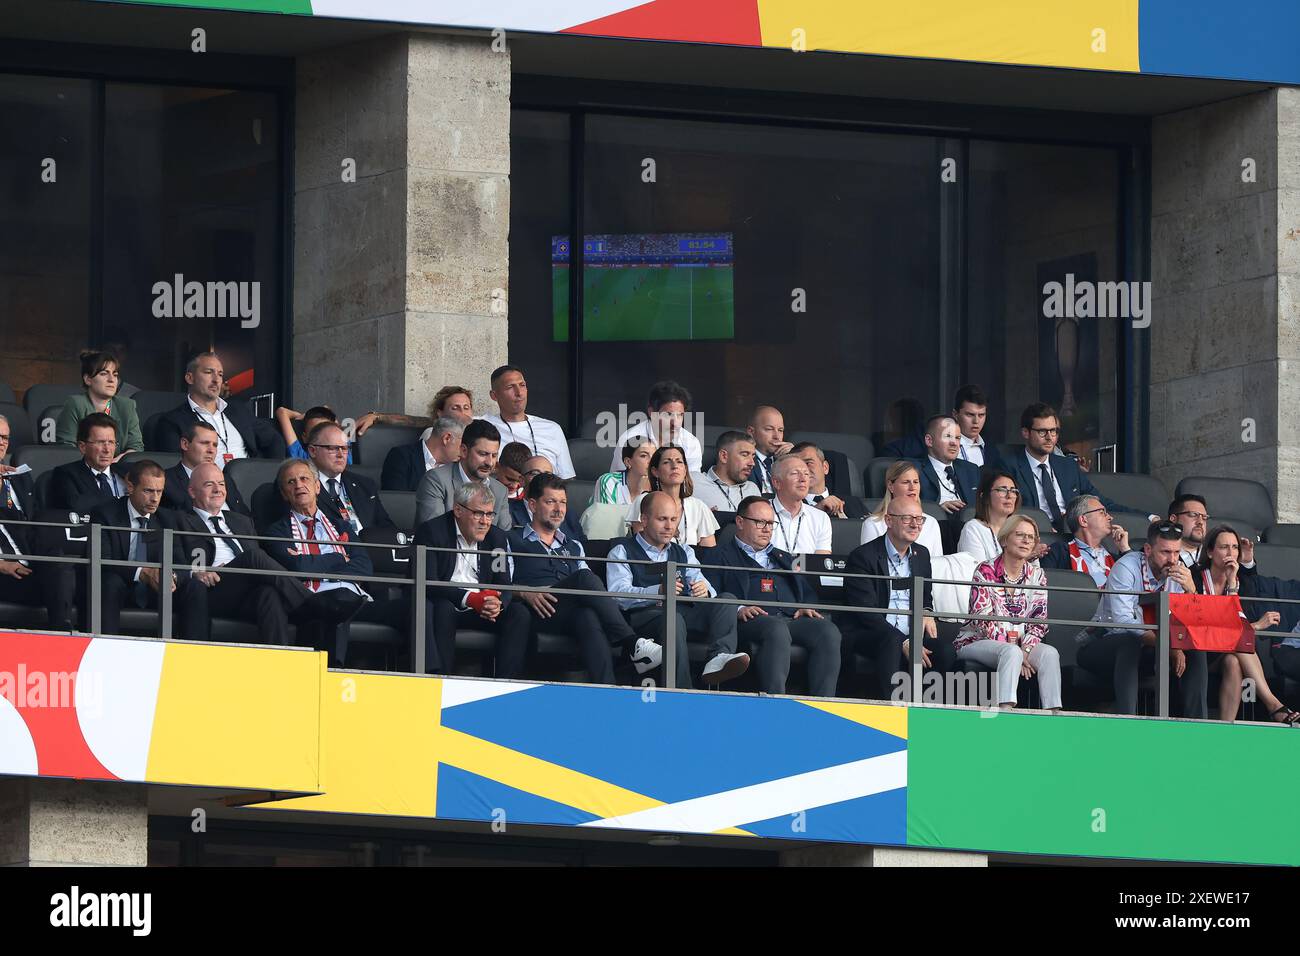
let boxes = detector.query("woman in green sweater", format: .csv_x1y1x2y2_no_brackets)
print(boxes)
54,349,144,453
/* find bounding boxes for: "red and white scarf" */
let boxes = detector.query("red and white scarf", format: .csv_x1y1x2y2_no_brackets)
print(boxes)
1069,539,1115,578
289,509,345,591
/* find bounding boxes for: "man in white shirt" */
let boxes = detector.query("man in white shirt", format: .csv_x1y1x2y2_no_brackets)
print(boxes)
1166,494,1210,568
952,384,997,468
608,380,702,473
746,405,794,496
479,364,576,479
770,454,832,554
691,430,759,512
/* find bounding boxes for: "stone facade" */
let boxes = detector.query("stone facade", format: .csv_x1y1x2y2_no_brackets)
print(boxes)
0,778,147,866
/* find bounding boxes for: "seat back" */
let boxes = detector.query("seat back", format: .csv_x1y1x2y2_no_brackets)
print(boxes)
865,457,898,498
11,444,81,479
354,423,423,468
0,404,33,447
830,518,864,556
22,383,80,415
132,391,187,429
1085,472,1169,519
119,451,182,472
793,431,874,478
1264,524,1300,547
379,490,417,533
565,478,595,510
34,405,63,444
1251,544,1300,584
0,382,13,404
1040,568,1101,669
567,438,610,481
1175,476,1274,533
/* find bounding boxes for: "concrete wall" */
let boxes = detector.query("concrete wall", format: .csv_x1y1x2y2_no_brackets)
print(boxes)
1150,88,1299,519
293,32,510,419
0,778,147,866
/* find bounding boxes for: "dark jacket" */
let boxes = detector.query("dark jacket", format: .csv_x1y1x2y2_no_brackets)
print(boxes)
87,497,193,588
159,507,265,568
48,460,122,514
914,456,981,509
703,537,817,609
821,448,865,517
264,506,374,584
155,398,283,458
414,511,514,609
1008,451,1140,532
839,535,933,640
0,470,36,516
381,440,429,493
161,462,250,516
317,469,393,532
881,428,926,460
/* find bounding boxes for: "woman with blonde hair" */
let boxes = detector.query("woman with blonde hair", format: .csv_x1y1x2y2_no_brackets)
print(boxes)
861,460,943,555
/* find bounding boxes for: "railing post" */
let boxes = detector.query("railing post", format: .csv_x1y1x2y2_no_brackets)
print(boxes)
160,526,174,640
89,523,102,636
412,544,427,675
1157,588,1170,717
663,559,678,690
910,573,925,704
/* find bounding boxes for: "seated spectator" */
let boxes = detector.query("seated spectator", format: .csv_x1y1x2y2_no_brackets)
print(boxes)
1041,494,1130,582
381,416,463,492
746,405,794,495
275,404,351,462
495,441,532,500
162,421,249,515
508,473,648,684
0,499,76,631
1193,525,1298,724
49,412,125,512
306,422,393,536
959,469,1026,564
951,383,1002,470
414,482,531,678
840,498,951,701
690,431,756,513
1225,535,1300,696
0,414,36,515
350,385,477,435
914,415,979,514
479,365,576,478
608,381,702,474
510,455,586,545
704,496,840,696
861,460,944,556
87,459,209,640
769,453,831,554
1166,494,1209,567
597,437,657,507
953,513,1062,711
607,491,750,687
1009,402,1152,534
415,419,510,529
163,462,311,647
54,349,143,453
627,445,719,548
791,441,865,520
155,351,281,465
1083,521,1208,718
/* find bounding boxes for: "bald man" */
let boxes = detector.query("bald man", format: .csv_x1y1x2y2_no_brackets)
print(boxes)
158,462,309,646
508,455,587,545
746,405,793,496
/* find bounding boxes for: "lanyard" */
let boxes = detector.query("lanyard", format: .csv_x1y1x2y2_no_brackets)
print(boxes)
775,506,804,552
710,473,739,510
503,417,538,455
934,462,959,496
193,402,233,453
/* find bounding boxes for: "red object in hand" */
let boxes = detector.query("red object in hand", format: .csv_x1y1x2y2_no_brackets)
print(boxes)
1169,594,1255,652
466,589,501,612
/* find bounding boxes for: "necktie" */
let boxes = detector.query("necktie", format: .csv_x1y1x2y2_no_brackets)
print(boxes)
302,517,320,555
132,517,151,607
329,478,341,501
813,494,825,504
210,515,243,558
944,465,956,493
3,481,17,511
1038,463,1064,530
330,478,359,533
96,472,113,497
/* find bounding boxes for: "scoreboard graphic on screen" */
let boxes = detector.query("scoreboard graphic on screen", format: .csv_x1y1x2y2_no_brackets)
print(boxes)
552,232,734,342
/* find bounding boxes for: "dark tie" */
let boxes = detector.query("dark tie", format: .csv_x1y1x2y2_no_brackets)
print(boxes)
329,478,342,501
2,481,18,512
210,514,243,558
813,494,825,504
132,517,151,607
944,465,956,491
1038,463,1064,530
96,472,113,497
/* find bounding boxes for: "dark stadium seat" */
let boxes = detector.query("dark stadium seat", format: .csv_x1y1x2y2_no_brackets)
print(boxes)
131,390,187,430
567,438,609,480
794,431,873,480
1175,476,1274,534
830,518,862,555
0,382,13,404
1213,516,1262,542
354,423,422,468
119,451,182,471
22,383,79,416
142,412,165,451
1108,510,1155,543
350,464,381,487
566,478,595,509
0,403,34,447
1251,544,1300,583
379,490,416,533
11,444,80,478
865,456,897,498
1087,472,1169,518
225,458,284,503
36,405,62,444
1040,568,1101,673
1264,524,1300,546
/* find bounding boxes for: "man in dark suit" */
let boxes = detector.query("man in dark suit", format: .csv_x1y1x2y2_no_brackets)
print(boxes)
161,462,310,646
703,495,841,696
0,413,37,516
1010,402,1151,535
48,412,127,513
381,417,463,492
154,350,282,461
880,427,926,460
838,498,953,701
952,384,1004,472
914,415,980,513
161,420,249,515
792,442,866,520
306,421,393,535
0,506,77,631
507,455,587,544
87,459,210,640
414,483,531,677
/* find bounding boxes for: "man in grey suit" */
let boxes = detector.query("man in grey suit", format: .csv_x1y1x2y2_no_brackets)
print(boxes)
415,418,511,529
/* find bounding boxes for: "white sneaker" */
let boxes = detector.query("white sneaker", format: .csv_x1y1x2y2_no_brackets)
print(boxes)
702,652,750,684
631,638,663,674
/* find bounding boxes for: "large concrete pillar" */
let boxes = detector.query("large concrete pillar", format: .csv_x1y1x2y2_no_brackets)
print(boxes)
293,32,510,417
1149,88,1300,519
0,778,148,866
780,844,987,866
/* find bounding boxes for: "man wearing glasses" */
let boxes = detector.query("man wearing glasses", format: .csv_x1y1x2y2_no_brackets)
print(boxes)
1042,495,1131,584
48,412,125,512
769,454,832,554
414,482,531,678
704,496,841,696
1166,494,1210,567
1010,402,1150,534
839,498,951,701
0,414,36,515
306,421,393,536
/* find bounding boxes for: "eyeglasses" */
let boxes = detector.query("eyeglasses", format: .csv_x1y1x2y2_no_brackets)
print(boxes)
739,515,775,529
522,469,544,480
781,470,813,480
887,513,926,526
455,505,496,521
1028,427,1060,437
1009,532,1038,543
310,443,349,454
1172,510,1209,522
1153,522,1183,535
0,434,9,444
990,487,1019,496
82,439,116,448
1081,506,1110,518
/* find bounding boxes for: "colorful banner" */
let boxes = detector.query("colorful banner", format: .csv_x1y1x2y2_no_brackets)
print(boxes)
96,0,1300,85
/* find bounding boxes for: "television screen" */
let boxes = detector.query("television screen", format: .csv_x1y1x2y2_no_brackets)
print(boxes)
552,232,734,342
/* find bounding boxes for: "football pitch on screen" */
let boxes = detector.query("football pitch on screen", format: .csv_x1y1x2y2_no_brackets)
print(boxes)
553,265,734,341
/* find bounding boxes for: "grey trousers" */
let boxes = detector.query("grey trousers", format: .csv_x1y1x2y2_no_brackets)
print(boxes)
1078,630,1208,718
738,614,841,697
956,639,1062,709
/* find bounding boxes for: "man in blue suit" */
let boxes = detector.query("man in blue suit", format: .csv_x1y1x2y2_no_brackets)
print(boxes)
913,415,980,514
1009,402,1153,535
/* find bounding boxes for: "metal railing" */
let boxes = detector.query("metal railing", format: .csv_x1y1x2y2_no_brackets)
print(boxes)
4,517,1296,718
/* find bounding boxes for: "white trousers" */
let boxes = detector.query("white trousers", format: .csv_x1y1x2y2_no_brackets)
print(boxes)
956,640,1062,709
